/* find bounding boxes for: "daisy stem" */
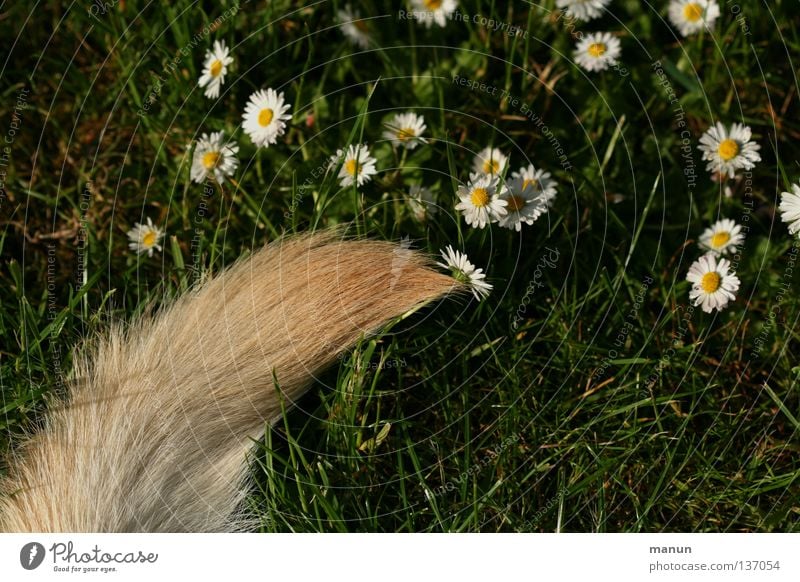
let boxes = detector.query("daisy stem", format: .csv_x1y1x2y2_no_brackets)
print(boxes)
296,132,310,163
398,148,409,177
409,16,418,82
232,178,279,239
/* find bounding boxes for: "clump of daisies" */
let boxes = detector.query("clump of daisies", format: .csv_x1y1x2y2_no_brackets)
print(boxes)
685,217,745,313
190,131,239,184
699,218,745,256
557,0,612,22
574,32,621,73
437,245,492,300
698,122,761,179
127,217,164,257
330,144,379,188
686,253,740,313
455,172,508,229
198,40,233,99
409,0,458,28
472,147,508,176
337,4,372,49
383,112,428,150
668,0,720,36
242,88,292,148
779,183,800,236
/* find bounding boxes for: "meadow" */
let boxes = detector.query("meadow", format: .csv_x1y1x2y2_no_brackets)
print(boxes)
1,0,799,532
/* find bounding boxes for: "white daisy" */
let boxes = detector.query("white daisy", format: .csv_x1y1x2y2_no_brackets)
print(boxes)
497,177,548,231
336,144,378,188
242,88,292,148
698,218,744,256
698,122,761,179
455,172,508,229
574,32,622,72
409,0,458,28
668,0,721,37
407,185,438,221
198,40,233,99
556,0,612,22
383,112,428,150
511,164,558,207
437,245,492,300
686,253,740,313
472,147,508,176
190,131,239,183
779,183,800,236
127,217,164,257
337,4,372,49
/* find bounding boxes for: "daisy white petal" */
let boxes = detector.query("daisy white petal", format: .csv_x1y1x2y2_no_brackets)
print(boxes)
408,0,458,28
455,172,508,229
574,32,622,72
242,88,292,148
190,131,239,183
686,253,740,313
668,0,721,37
198,40,234,99
127,217,164,258
779,183,800,236
698,218,744,256
337,4,372,48
436,245,492,300
556,0,612,22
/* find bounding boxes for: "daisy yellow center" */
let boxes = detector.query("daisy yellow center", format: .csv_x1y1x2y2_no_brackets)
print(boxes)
202,151,220,169
209,59,223,78
424,0,443,9
396,127,416,141
345,158,360,176
700,271,721,293
522,178,538,190
506,195,526,212
711,231,731,248
258,108,274,127
588,42,607,58
470,187,490,207
718,139,739,161
482,159,500,174
142,231,157,248
354,19,369,32
683,3,703,21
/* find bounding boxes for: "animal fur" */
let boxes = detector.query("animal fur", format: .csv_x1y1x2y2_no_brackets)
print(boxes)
0,232,457,532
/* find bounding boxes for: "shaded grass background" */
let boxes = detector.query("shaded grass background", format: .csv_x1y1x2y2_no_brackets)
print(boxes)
1,0,799,531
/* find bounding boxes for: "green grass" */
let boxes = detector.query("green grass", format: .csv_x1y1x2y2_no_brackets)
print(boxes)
1,0,799,532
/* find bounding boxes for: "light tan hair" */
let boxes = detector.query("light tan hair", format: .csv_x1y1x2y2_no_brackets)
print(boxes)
0,232,458,532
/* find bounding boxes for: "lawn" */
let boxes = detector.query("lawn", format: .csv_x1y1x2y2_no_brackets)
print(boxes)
1,0,799,532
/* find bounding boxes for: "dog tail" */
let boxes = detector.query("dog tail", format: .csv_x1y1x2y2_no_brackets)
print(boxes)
0,232,458,532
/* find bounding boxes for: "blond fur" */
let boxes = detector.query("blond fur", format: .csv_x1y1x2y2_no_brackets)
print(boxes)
0,232,457,532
